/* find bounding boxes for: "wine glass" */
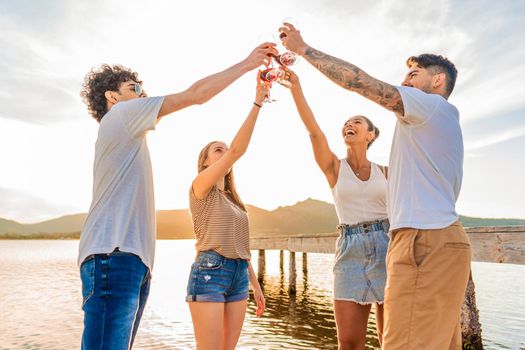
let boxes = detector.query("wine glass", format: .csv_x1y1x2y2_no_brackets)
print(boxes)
257,32,283,103
259,68,284,103
277,17,301,67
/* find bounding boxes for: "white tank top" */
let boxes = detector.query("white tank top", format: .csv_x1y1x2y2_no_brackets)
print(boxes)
331,159,388,225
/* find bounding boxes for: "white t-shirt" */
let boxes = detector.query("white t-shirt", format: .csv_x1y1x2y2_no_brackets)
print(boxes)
388,86,463,230
78,96,164,270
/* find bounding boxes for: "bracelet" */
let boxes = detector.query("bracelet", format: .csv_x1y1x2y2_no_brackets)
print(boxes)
253,102,262,108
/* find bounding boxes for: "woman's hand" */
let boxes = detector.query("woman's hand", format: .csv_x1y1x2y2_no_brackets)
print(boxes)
279,66,300,90
253,285,266,317
255,73,271,105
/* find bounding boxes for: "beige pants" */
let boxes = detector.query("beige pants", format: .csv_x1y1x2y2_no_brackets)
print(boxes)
382,221,471,350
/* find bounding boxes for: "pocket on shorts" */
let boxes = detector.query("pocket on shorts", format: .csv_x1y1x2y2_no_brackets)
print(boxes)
409,230,430,267
197,253,224,270
334,235,344,260
333,234,351,269
444,242,471,250
376,230,390,254
80,258,95,306
411,230,429,267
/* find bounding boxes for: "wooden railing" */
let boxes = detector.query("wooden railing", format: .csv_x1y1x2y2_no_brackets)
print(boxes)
250,226,525,264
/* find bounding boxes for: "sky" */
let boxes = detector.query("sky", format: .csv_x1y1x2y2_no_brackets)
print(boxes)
1,0,524,223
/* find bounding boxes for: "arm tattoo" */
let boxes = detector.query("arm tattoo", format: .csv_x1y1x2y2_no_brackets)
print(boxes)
304,47,405,115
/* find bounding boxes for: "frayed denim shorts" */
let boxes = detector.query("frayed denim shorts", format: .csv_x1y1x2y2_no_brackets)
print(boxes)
333,219,390,304
186,250,249,303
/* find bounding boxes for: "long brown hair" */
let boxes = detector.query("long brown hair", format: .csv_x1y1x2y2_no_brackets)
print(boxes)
197,141,247,212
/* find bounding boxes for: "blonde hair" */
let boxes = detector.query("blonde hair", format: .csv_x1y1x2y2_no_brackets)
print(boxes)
197,141,247,211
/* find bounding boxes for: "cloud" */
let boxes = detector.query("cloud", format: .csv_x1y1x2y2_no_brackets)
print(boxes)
466,128,525,152
0,0,108,124
0,187,81,223
1,0,524,222
463,106,525,151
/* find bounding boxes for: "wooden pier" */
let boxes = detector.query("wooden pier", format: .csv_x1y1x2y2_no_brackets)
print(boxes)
251,226,525,269
250,225,525,349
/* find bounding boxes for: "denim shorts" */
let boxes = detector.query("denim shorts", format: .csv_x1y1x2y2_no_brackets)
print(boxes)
186,250,249,303
333,219,390,304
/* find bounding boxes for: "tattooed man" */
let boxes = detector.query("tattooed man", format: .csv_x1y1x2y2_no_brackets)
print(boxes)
279,24,471,350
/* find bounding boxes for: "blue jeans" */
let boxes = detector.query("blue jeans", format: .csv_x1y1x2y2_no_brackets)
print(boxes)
186,250,249,303
80,250,151,350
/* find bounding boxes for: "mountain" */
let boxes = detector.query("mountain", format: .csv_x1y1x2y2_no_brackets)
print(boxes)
156,210,193,239
458,215,525,227
259,198,338,235
27,214,87,234
1,199,524,239
0,218,28,234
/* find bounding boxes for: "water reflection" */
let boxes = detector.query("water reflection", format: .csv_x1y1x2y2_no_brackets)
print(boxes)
243,251,380,350
0,241,523,350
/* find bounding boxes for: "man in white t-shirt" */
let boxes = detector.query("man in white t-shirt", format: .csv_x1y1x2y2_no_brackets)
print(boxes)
280,24,471,349
78,42,277,350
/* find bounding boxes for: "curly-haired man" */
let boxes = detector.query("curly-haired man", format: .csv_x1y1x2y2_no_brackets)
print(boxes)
279,24,471,350
78,42,277,350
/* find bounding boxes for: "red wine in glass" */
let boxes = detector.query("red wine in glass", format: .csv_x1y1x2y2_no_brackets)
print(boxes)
260,68,283,82
259,68,283,103
275,52,299,66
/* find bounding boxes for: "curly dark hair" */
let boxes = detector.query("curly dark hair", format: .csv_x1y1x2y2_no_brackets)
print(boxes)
80,64,142,122
406,54,458,97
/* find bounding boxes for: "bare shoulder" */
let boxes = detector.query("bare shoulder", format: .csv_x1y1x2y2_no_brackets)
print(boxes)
325,157,341,189
376,164,388,179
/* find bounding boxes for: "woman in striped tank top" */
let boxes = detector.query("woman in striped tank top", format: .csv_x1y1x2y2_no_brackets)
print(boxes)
185,75,267,350
283,68,390,349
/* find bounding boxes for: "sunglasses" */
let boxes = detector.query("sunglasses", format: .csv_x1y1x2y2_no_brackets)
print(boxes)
131,83,143,96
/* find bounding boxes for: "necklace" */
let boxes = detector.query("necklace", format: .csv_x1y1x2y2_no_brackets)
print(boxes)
354,167,370,176
346,158,370,176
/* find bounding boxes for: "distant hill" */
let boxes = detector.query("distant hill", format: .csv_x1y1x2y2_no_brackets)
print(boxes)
1,198,524,239
458,215,525,227
156,210,193,239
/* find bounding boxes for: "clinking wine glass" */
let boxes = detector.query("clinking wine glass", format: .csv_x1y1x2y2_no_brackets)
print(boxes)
257,32,281,103
277,17,301,67
259,67,285,103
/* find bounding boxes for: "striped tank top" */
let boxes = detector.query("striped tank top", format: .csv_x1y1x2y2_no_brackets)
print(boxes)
189,186,250,260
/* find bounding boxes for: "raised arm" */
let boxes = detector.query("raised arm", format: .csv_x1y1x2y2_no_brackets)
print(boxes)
192,77,270,199
279,24,405,116
158,43,278,119
282,68,339,187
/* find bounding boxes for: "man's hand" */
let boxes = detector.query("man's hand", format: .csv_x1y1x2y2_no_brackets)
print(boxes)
242,42,278,71
278,23,308,56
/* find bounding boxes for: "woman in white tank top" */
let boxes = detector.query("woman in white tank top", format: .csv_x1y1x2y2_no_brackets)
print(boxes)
283,68,389,349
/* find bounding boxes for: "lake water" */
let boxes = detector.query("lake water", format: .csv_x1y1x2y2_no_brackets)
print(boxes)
0,240,524,350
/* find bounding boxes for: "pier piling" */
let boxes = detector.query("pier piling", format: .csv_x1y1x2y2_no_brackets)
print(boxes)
288,251,296,294
257,249,265,282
